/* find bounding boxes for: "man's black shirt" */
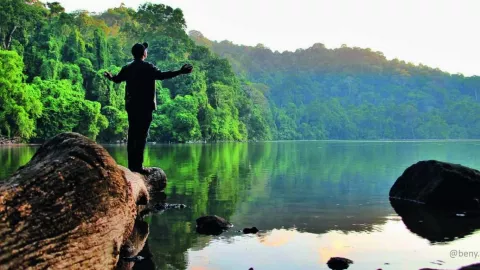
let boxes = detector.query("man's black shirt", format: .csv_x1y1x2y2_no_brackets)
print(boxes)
112,59,179,112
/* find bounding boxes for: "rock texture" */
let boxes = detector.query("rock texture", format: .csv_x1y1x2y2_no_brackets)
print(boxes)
0,132,164,269
390,160,480,210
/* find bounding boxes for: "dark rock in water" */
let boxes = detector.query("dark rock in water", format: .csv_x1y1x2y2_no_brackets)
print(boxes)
459,263,480,270
153,203,187,211
421,263,480,270
141,167,167,192
390,199,480,243
196,215,232,235
327,257,353,270
243,227,259,234
122,256,144,262
390,160,480,210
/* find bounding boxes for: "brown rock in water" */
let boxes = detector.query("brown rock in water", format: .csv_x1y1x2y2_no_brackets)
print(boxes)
390,160,480,211
0,132,165,269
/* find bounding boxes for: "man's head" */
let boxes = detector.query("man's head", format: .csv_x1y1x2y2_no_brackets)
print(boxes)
132,42,149,60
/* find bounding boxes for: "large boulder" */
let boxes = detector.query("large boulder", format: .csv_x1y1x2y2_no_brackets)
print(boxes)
0,132,165,269
390,160,480,210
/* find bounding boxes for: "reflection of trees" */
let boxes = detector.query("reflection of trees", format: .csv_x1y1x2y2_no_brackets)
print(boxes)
4,141,480,269
0,146,39,180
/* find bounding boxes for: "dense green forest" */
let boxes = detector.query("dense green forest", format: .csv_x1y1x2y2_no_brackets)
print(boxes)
1,1,480,143
0,0,271,143
190,31,480,140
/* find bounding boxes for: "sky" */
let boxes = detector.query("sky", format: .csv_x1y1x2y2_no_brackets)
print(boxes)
55,0,479,76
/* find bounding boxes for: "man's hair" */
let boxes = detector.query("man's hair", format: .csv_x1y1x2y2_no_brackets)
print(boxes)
131,42,148,59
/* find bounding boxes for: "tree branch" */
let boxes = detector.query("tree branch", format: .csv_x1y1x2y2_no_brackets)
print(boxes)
5,25,17,50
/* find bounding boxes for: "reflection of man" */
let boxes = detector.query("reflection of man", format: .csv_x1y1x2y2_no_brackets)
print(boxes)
104,42,193,173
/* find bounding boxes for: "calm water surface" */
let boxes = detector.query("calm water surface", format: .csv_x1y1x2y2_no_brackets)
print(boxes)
2,141,480,269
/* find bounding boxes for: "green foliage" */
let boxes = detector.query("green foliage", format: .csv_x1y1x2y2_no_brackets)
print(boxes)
191,32,480,139
0,50,42,140
32,77,107,141
1,1,270,143
4,1,479,143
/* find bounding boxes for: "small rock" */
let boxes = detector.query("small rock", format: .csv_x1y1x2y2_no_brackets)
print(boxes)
142,167,167,192
243,227,259,234
153,203,187,211
122,256,144,262
196,215,232,235
327,257,353,270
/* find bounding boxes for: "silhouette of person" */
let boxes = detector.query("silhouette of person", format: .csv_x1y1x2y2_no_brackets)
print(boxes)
104,42,193,173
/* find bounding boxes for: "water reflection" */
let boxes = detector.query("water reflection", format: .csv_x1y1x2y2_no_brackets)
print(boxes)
390,199,480,243
4,141,480,269
0,145,39,180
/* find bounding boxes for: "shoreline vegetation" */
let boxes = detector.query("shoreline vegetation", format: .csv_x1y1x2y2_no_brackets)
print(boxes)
1,1,480,146
5,138,480,147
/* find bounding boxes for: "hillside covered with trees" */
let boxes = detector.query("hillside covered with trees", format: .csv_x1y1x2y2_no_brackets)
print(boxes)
190,31,480,140
0,0,271,143
2,0,480,143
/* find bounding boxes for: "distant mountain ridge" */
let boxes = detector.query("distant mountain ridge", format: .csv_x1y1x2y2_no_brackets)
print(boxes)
190,30,480,140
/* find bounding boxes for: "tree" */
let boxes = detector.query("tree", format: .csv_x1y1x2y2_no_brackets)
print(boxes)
0,50,42,139
0,0,46,50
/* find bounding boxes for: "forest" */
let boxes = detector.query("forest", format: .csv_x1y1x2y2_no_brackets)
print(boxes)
1,0,480,143
190,31,480,140
1,0,270,143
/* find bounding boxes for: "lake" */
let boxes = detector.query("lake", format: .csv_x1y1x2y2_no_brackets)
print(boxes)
2,141,480,269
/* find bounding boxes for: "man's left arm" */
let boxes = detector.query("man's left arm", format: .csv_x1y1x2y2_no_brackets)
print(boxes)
153,64,193,80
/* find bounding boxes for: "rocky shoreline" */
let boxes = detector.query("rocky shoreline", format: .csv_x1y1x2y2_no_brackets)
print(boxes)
0,136,21,145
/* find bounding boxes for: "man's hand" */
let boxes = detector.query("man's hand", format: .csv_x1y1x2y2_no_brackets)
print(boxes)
180,64,193,74
104,71,113,80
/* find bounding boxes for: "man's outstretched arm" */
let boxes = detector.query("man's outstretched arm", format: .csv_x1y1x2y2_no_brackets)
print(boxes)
153,64,193,80
104,66,127,83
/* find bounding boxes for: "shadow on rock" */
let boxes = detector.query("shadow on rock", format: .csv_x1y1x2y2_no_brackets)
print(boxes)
390,199,480,243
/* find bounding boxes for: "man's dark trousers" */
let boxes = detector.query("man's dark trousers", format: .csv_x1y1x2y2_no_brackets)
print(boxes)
127,108,153,171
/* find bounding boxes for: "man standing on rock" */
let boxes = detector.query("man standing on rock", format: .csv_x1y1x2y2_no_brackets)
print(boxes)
104,42,193,173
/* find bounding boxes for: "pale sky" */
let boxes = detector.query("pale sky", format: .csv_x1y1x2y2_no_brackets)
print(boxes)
56,0,479,76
